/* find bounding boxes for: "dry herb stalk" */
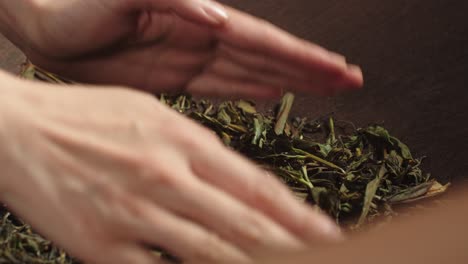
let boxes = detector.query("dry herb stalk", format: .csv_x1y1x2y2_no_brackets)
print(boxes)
0,210,74,264
0,63,449,263
161,92,449,227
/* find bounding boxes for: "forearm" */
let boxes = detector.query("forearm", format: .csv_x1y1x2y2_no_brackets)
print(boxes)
257,189,468,264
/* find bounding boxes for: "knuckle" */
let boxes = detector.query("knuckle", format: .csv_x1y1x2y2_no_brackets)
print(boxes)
174,131,202,149
135,154,184,189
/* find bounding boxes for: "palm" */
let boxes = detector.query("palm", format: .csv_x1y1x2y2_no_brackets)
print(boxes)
27,3,362,98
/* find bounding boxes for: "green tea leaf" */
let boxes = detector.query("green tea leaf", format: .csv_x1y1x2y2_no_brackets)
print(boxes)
217,109,232,125
387,181,434,204
8,64,450,263
390,137,413,160
358,165,386,226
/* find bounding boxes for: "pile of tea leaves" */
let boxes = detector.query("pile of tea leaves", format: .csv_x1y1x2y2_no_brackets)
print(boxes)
0,210,73,264
0,63,449,263
159,93,449,227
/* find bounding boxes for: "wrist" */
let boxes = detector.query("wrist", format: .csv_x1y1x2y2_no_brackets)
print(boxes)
0,71,36,199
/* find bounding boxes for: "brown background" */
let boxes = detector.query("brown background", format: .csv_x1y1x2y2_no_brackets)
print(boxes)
220,0,468,184
1,0,467,183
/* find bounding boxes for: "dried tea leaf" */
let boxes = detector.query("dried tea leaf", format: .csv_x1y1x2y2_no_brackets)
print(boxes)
358,165,386,226
252,117,266,146
387,181,435,204
274,92,294,135
236,100,257,114
11,64,451,263
21,62,36,80
217,108,232,125
394,181,451,204
362,126,413,160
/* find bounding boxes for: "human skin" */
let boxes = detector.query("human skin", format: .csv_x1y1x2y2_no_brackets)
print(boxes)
0,71,343,264
253,190,468,264
0,0,364,263
0,0,362,97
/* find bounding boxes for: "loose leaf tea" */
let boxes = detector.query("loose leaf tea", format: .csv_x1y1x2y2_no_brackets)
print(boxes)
0,63,449,263
160,92,449,226
0,210,74,264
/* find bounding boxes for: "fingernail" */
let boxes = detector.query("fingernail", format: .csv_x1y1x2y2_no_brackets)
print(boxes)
202,3,229,25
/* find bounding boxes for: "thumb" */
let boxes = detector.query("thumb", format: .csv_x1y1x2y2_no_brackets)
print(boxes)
135,0,229,26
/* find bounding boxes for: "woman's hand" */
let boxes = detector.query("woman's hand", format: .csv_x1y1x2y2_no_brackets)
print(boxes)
253,191,468,264
1,0,362,98
0,74,341,264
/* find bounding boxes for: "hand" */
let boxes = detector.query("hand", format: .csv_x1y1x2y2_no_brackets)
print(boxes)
254,191,468,264
6,0,362,97
0,74,341,264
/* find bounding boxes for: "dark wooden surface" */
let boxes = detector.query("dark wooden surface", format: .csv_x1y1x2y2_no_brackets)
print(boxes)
221,0,468,183
0,35,25,73
1,1,467,182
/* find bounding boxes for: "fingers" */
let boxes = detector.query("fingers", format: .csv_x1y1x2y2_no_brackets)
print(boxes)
217,44,311,82
137,0,229,26
205,55,340,96
145,173,304,254
207,56,293,88
155,48,214,70
328,52,348,69
184,41,360,97
216,6,341,72
191,145,343,244
215,6,364,93
218,44,363,91
187,73,282,99
123,198,251,263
